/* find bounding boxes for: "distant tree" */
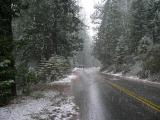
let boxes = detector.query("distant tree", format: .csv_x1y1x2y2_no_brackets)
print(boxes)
93,0,160,79
13,0,84,92
129,0,147,54
93,0,125,69
15,0,83,62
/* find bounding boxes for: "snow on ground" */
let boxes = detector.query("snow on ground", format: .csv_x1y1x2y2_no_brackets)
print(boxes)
73,67,100,74
102,70,160,85
0,91,57,120
84,67,100,73
0,90,79,120
50,74,78,86
72,68,80,72
73,67,100,72
0,74,79,120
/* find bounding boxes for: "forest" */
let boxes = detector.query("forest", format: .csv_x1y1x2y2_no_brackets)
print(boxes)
1,0,160,119
93,0,160,81
0,0,84,105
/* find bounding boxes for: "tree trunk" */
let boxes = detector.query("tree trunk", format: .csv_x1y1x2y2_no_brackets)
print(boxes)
0,0,17,96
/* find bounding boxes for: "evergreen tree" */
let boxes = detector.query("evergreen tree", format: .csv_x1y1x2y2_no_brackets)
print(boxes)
93,0,160,80
15,0,83,62
13,0,84,92
93,0,125,69
129,0,147,54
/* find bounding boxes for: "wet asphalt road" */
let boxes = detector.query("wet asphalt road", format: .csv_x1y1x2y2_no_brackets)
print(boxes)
71,68,160,120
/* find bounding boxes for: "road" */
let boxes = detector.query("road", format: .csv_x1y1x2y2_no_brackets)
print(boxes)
71,68,160,120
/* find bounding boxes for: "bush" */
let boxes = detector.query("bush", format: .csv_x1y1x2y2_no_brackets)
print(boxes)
16,63,37,95
23,71,37,95
0,80,14,106
37,55,71,82
149,73,160,82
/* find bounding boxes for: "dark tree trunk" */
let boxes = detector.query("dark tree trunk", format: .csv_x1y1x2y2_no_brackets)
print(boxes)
0,0,17,96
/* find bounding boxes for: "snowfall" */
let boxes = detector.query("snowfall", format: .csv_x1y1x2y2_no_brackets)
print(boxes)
1,67,159,120
0,73,79,120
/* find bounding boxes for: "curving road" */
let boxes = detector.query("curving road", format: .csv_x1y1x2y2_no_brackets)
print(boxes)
71,68,160,120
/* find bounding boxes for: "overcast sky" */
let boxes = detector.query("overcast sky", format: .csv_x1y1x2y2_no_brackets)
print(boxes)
79,0,102,37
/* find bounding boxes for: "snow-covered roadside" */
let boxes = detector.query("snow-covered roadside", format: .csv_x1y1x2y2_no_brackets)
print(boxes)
84,67,100,73
0,74,79,120
102,70,160,85
71,67,100,74
49,74,78,86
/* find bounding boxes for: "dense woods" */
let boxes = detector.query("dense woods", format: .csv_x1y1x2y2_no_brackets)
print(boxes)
1,0,160,107
0,0,84,105
93,0,160,81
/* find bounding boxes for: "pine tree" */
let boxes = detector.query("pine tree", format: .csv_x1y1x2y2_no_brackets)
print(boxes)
129,0,147,54
93,0,125,69
13,0,84,92
15,0,83,62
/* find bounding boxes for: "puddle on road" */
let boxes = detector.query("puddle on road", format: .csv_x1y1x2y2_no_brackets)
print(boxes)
71,68,110,120
88,82,106,120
